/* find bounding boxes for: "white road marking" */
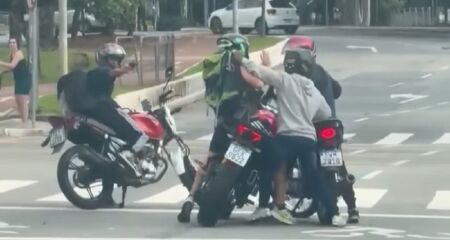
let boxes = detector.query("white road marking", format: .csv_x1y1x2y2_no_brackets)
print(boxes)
135,184,188,204
37,185,119,202
376,113,392,117
375,133,414,145
390,94,429,104
344,133,356,140
441,65,449,70
419,105,432,110
427,191,450,210
354,117,369,123
348,149,367,155
2,206,450,220
437,101,449,106
389,82,405,88
433,133,450,144
346,45,378,53
197,133,213,141
397,110,412,114
391,160,410,166
361,170,383,180
421,150,439,156
421,73,433,79
0,180,37,194
338,188,387,208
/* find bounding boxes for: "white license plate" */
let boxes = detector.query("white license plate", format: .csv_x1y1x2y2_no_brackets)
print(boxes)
49,127,66,148
224,142,252,167
320,150,343,167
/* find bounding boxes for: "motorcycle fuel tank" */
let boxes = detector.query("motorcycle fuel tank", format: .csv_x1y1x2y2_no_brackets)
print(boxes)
130,113,165,140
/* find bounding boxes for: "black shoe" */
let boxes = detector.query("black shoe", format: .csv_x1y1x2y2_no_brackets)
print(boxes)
177,200,194,223
347,208,360,224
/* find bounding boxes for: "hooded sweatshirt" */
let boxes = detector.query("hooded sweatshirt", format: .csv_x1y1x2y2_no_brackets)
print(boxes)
241,58,331,141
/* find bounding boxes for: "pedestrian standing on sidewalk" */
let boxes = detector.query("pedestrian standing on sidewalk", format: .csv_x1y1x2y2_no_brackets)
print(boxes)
0,38,32,125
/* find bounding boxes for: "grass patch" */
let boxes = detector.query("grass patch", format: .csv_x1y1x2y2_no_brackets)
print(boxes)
38,86,139,115
181,36,282,77
0,49,95,86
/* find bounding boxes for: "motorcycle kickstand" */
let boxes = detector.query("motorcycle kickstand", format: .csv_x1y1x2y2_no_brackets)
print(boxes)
119,186,128,208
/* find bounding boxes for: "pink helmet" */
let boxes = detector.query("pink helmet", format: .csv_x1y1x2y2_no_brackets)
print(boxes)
283,36,316,57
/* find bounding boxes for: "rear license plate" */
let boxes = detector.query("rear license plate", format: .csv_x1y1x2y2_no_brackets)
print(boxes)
49,127,66,148
320,150,343,167
225,142,252,167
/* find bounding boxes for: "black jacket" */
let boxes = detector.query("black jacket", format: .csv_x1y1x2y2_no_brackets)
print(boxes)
309,64,342,117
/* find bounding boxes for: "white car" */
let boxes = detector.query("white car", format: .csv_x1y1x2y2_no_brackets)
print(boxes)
208,0,299,35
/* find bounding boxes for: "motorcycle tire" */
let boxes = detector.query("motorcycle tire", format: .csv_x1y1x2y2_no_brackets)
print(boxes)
291,198,318,218
57,145,114,210
220,201,235,220
197,162,241,227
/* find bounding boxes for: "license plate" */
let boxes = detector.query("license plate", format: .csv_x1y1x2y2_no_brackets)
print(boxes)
320,150,343,167
224,142,252,167
49,127,66,148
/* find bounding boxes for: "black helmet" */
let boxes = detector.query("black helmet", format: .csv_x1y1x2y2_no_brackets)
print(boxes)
283,48,315,77
216,33,250,58
95,43,127,67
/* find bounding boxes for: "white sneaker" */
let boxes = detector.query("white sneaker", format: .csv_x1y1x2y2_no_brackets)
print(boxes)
271,206,295,225
248,207,271,221
332,214,347,227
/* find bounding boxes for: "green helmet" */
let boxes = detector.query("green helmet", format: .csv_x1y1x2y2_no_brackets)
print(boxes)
216,33,250,58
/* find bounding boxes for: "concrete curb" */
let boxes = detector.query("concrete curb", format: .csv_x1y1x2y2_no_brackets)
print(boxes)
0,127,49,137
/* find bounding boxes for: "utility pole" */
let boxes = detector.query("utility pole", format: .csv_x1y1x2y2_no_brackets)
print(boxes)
233,0,238,33
59,0,68,75
325,0,329,25
27,0,38,128
204,0,209,27
260,0,266,36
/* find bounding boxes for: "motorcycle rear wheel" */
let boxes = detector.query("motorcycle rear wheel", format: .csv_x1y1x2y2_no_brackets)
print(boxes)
57,145,114,210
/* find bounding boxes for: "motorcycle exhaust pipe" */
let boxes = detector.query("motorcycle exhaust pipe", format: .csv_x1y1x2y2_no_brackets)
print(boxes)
78,147,113,173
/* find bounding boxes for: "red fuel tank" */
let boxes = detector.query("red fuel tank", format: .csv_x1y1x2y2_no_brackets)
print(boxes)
130,113,165,140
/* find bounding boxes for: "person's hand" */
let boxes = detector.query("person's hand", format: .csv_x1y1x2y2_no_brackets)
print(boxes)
260,50,271,67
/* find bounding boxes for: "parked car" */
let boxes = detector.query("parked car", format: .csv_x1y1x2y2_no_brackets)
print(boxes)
208,0,299,35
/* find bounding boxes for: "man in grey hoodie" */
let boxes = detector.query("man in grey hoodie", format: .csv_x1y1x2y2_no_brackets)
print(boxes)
234,48,346,227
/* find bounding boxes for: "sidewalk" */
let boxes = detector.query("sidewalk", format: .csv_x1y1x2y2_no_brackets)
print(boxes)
0,119,50,137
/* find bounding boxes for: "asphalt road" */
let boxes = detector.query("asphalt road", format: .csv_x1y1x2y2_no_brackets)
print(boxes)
1,30,450,239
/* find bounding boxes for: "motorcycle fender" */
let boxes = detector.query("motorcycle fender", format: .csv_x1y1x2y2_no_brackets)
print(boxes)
169,147,185,175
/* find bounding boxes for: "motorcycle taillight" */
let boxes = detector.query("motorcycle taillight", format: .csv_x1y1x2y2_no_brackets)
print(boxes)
320,127,336,140
236,123,262,143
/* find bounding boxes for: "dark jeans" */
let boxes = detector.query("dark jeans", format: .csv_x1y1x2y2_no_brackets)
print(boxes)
83,100,143,147
256,139,282,208
275,135,338,215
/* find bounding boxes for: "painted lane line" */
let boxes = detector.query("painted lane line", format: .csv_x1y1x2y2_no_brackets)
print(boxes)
375,133,413,145
337,188,387,208
391,160,410,166
441,65,449,70
437,101,449,106
135,184,188,204
348,149,367,155
361,170,383,180
389,82,405,88
354,117,369,123
397,110,412,114
0,180,37,194
421,150,439,156
433,133,450,144
427,191,450,210
421,73,432,79
419,105,432,110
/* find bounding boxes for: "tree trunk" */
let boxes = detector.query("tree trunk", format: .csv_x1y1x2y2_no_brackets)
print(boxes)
39,4,57,49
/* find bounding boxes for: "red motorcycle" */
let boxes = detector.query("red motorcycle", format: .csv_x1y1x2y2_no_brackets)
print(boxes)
41,69,196,209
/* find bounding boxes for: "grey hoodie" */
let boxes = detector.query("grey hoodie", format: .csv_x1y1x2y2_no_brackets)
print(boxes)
242,59,331,141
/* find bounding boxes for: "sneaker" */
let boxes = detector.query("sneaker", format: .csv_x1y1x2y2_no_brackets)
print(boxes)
248,207,271,222
177,197,194,223
332,214,347,227
347,208,360,224
271,206,295,225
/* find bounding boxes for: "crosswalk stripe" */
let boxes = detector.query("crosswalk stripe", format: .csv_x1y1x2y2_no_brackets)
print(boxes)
37,184,119,202
344,133,356,140
0,180,37,194
375,133,414,145
433,133,450,144
197,133,213,141
134,184,188,204
338,188,387,208
427,191,450,210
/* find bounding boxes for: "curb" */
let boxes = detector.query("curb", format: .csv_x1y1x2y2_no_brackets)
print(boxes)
0,127,49,137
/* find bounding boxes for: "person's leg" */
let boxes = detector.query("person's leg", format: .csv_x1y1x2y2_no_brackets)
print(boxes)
15,95,29,124
178,123,230,223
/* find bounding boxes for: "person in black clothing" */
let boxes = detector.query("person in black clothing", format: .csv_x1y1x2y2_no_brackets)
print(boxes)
284,36,359,223
58,43,149,159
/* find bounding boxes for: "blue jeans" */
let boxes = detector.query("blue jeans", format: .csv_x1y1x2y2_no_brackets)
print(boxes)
276,135,338,216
